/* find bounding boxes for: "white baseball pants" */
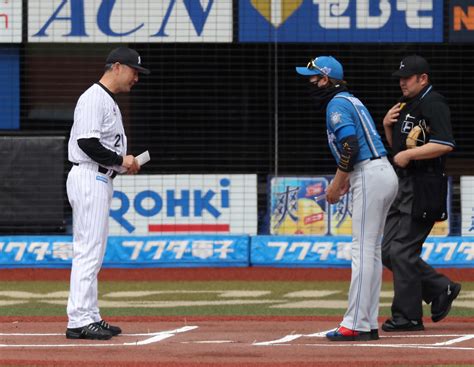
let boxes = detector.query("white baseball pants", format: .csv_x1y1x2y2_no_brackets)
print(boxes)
340,157,398,332
66,165,113,328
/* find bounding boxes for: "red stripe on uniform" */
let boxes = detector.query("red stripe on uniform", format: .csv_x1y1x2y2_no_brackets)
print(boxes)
148,224,230,232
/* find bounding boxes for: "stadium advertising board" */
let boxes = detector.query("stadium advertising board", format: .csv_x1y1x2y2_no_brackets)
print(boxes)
110,174,258,235
1,235,472,268
461,176,474,236
251,236,474,268
268,176,451,237
450,0,474,42
0,0,22,43
268,176,351,236
28,0,232,43
0,235,250,268
239,0,443,42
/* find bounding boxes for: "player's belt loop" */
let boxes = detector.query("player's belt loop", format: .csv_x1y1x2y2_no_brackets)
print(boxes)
354,156,387,171
353,159,371,170
97,166,118,179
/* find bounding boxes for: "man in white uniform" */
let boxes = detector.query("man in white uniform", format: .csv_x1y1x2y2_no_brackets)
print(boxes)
66,47,150,340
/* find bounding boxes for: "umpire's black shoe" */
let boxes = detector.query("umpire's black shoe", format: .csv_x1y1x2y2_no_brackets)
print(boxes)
370,329,379,340
381,318,424,332
66,323,113,340
94,320,122,336
431,282,461,323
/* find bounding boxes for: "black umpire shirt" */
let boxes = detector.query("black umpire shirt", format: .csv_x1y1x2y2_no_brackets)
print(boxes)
392,84,455,173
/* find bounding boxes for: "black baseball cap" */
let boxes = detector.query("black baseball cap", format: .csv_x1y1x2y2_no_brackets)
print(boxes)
106,47,150,75
392,55,430,78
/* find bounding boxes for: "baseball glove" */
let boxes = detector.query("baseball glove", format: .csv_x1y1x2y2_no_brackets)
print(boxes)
406,121,427,149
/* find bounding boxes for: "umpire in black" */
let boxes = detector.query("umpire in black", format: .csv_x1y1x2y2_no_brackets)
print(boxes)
381,55,461,332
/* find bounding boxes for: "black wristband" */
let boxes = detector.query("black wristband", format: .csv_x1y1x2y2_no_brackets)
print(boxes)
337,135,359,172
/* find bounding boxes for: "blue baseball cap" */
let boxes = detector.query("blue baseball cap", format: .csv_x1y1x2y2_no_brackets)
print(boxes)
296,56,344,80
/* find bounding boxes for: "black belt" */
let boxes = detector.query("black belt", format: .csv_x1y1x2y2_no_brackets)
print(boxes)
370,156,382,161
72,162,117,179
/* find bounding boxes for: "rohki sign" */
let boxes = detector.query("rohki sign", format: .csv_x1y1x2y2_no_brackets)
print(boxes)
28,0,232,42
109,175,257,236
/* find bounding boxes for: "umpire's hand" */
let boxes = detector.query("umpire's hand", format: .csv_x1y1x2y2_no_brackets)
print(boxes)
383,103,402,128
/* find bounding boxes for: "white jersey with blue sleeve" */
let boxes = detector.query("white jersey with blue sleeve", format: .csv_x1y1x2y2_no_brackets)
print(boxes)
326,92,386,165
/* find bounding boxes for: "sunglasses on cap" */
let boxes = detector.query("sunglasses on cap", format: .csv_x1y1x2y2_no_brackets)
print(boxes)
307,59,328,76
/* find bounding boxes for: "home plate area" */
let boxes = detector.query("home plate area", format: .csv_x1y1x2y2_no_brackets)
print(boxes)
1,320,474,365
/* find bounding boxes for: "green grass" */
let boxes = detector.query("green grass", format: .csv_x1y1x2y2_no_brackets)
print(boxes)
0,280,472,318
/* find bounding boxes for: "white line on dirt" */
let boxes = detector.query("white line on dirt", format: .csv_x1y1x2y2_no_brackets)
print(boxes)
433,335,474,346
0,333,64,336
254,329,336,344
295,343,474,351
0,328,197,337
253,330,474,349
0,326,198,348
253,334,304,345
181,340,234,344
124,326,198,346
304,329,336,337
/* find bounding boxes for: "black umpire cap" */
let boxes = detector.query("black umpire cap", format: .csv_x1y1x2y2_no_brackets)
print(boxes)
106,47,150,75
392,55,430,78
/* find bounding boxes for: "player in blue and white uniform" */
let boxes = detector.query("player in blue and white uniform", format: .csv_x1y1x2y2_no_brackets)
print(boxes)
296,56,398,341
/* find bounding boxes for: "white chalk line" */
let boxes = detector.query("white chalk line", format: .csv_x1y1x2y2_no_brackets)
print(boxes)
254,328,337,345
253,334,304,346
294,343,474,351
2,326,474,351
433,335,474,346
181,340,234,344
0,326,198,348
253,328,474,350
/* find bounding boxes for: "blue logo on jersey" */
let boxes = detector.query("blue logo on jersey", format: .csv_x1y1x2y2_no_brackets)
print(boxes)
96,175,108,184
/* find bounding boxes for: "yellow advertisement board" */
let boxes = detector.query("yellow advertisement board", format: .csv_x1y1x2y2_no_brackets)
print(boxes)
269,176,450,237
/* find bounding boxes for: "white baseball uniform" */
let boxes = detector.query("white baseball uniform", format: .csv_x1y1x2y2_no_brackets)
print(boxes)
343,157,398,331
66,83,126,328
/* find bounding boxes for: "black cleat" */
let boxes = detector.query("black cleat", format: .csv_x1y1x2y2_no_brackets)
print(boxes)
370,329,379,340
431,282,462,323
95,320,122,336
66,322,113,340
381,318,424,332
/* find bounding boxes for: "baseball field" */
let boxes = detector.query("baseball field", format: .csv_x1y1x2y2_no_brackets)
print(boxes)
0,267,473,367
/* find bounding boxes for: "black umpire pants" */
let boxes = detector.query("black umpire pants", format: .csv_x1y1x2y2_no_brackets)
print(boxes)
381,177,450,322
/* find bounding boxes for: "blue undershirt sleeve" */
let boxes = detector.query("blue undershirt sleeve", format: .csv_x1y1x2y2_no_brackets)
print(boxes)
335,125,356,142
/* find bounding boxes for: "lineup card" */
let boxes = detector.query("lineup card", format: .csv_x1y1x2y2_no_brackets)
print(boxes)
136,150,150,166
